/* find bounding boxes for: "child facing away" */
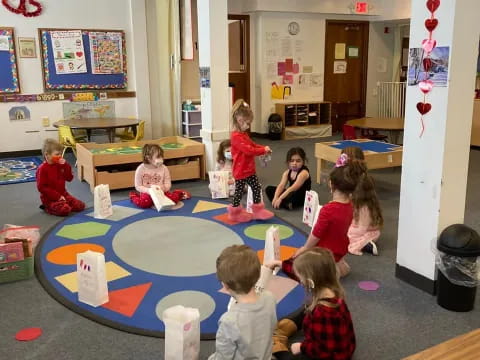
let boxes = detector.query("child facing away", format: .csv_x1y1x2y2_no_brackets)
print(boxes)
272,248,356,360
265,147,311,210
214,139,235,196
282,153,364,278
228,99,274,222
209,245,277,360
36,139,85,216
129,144,186,208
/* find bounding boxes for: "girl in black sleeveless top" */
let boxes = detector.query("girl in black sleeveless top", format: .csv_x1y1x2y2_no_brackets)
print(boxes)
266,147,311,210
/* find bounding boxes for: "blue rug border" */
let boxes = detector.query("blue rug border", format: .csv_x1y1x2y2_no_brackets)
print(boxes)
0,156,43,185
34,197,308,340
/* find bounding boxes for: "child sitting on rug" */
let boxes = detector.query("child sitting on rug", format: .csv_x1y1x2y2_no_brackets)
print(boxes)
210,139,235,197
209,245,277,360
265,147,311,210
282,153,364,279
272,248,356,360
130,144,188,208
36,139,85,216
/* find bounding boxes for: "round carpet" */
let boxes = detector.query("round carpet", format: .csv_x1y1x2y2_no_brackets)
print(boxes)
35,197,306,339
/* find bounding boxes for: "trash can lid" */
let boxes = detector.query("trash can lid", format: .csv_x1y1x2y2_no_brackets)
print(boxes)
437,224,480,257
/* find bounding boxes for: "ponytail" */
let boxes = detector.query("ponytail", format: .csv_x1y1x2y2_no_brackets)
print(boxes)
351,167,384,228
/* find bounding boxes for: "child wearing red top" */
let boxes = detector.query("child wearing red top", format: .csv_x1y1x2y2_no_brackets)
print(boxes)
283,153,364,278
273,248,356,360
227,100,274,222
36,139,85,216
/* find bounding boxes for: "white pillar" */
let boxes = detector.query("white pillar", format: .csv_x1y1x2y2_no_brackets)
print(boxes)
396,0,480,293
197,0,230,171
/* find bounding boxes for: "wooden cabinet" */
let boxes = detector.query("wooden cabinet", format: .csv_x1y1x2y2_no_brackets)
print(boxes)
471,99,480,146
275,101,332,140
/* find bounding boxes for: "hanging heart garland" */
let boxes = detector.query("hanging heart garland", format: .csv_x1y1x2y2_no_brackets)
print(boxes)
2,0,43,17
416,0,440,137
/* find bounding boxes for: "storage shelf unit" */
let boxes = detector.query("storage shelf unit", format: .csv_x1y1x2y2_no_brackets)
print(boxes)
275,101,332,140
182,110,202,140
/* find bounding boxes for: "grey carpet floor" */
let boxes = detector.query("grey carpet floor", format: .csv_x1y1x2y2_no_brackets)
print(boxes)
1,136,479,360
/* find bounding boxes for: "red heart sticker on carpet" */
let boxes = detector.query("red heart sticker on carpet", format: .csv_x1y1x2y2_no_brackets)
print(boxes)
417,102,432,115
76,52,83,58
15,327,42,341
425,18,438,32
422,39,437,53
426,0,440,13
419,80,434,94
423,58,433,72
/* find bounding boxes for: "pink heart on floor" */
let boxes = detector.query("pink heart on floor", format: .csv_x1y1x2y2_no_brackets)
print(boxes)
358,281,380,291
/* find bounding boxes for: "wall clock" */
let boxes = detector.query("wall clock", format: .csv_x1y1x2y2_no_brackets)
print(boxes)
288,22,300,36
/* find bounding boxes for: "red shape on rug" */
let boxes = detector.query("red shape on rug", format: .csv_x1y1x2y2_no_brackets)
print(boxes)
102,282,152,318
15,327,42,341
213,213,239,226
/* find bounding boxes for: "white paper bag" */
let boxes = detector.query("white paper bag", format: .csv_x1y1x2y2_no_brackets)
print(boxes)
94,184,113,219
77,250,109,307
163,305,200,360
208,171,229,199
310,204,323,233
246,186,263,213
264,225,280,275
149,185,175,211
303,190,319,227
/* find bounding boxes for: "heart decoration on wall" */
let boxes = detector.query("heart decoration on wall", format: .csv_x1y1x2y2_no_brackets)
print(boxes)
416,0,441,137
1,0,43,17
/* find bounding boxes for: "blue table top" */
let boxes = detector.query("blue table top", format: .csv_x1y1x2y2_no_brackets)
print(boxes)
329,140,400,153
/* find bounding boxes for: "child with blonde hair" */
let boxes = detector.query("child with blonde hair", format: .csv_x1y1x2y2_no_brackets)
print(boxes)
272,248,356,360
36,139,85,216
228,99,273,222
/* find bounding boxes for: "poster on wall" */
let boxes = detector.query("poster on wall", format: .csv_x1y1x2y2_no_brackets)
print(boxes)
408,47,449,86
0,35,9,51
18,37,36,58
8,106,30,121
63,101,115,120
180,0,194,60
89,32,123,74
333,61,347,74
51,30,87,74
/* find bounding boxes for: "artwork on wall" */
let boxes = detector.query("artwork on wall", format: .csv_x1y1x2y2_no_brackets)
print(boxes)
333,60,347,74
0,27,20,94
51,30,87,74
89,32,123,74
63,101,115,120
180,0,194,60
408,46,449,87
18,37,37,58
9,106,30,120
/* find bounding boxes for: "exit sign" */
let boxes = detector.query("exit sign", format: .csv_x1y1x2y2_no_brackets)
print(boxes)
355,1,369,14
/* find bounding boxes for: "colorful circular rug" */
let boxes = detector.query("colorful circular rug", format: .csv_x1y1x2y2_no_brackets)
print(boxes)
35,197,306,339
0,156,42,185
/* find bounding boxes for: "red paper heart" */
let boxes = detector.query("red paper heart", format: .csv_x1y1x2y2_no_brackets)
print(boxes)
1,0,42,17
422,39,437,53
425,18,438,32
76,52,83,58
423,58,433,72
417,102,432,115
15,327,42,341
419,80,434,94
426,0,440,13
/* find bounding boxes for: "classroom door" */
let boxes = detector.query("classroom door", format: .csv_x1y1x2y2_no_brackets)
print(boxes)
228,15,250,104
324,21,369,133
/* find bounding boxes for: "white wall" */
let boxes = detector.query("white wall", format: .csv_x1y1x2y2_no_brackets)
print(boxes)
0,0,149,152
378,0,411,21
241,0,381,15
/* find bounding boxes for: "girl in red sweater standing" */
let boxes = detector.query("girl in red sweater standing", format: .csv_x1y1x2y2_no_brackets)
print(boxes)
283,153,364,278
228,100,274,222
36,139,85,216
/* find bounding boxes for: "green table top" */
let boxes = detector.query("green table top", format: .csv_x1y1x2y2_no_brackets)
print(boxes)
89,143,185,155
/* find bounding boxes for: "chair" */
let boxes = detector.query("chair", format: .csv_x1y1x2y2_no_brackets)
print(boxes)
58,125,84,159
360,129,388,142
116,120,145,142
342,124,357,140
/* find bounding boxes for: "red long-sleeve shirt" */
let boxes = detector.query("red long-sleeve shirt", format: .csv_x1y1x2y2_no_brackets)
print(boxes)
312,201,353,261
230,131,266,180
36,161,74,205
301,298,356,360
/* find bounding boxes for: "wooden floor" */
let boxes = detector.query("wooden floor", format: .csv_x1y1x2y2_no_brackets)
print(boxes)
403,329,480,360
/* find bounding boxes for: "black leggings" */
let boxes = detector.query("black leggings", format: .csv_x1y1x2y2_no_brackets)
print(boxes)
232,174,262,207
274,308,311,360
265,186,305,210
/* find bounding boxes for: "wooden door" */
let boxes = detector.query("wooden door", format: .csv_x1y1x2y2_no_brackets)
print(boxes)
324,21,369,133
228,15,250,104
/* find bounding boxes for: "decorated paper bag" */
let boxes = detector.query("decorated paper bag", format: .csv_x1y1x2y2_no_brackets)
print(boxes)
263,225,280,274
94,184,113,219
246,186,264,213
302,190,319,227
310,204,323,233
149,185,175,211
163,305,200,360
77,250,108,307
208,171,229,199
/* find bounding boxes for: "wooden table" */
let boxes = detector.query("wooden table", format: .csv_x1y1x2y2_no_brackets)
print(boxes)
315,139,402,183
346,117,404,144
53,118,140,143
403,328,480,360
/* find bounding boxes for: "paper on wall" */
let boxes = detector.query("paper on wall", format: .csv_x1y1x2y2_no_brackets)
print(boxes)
51,30,87,74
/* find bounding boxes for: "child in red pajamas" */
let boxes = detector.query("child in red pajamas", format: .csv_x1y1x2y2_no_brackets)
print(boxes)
36,139,85,216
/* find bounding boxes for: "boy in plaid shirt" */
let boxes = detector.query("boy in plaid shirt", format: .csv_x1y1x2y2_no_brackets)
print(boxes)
273,248,355,360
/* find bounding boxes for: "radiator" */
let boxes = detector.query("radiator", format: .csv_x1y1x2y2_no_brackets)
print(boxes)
377,82,406,118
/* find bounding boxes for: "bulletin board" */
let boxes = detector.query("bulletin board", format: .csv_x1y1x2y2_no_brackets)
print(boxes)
39,28,127,91
0,27,20,94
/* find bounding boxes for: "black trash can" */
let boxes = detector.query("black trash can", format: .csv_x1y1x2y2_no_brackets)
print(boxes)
268,113,283,140
436,224,480,312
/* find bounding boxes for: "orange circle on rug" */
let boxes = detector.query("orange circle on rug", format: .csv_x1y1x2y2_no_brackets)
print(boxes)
46,243,105,265
257,245,298,263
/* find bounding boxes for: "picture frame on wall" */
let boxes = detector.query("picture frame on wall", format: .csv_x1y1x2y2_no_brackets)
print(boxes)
18,37,37,58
